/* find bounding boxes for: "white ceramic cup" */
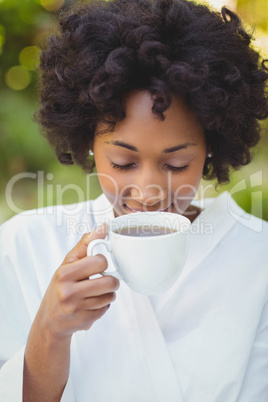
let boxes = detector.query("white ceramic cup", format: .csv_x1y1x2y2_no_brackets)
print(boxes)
87,211,191,295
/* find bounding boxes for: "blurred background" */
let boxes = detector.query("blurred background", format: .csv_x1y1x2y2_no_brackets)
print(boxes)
0,0,267,225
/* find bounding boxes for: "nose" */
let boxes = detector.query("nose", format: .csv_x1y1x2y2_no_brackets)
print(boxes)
130,174,167,207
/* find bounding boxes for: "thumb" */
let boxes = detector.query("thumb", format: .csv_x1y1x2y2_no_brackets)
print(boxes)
63,223,108,264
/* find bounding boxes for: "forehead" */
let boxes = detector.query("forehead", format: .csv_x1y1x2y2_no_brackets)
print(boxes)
96,90,205,146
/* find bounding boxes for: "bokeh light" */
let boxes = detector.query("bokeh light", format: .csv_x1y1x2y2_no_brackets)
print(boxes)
255,31,268,57
19,46,41,71
201,0,237,10
40,0,65,12
5,66,31,91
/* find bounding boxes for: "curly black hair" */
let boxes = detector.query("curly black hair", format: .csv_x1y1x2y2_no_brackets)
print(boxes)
37,0,268,183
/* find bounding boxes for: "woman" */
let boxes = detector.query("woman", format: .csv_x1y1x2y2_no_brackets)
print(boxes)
0,0,267,401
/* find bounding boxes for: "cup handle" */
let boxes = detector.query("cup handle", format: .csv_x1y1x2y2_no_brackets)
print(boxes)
87,239,122,281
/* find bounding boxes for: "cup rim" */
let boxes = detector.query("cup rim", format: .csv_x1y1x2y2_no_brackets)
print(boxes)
111,211,191,224
108,211,191,238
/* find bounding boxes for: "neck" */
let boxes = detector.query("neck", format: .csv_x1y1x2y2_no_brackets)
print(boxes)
183,205,202,223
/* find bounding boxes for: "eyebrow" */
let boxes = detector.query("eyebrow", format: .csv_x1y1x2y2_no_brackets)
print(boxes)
104,140,197,153
163,142,197,153
105,140,138,151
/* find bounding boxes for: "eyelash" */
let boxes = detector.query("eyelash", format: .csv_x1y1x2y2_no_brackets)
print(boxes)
111,163,190,172
112,163,135,171
166,164,190,172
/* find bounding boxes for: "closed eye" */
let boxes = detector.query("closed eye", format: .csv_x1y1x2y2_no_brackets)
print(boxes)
111,162,190,172
165,164,190,172
111,162,135,170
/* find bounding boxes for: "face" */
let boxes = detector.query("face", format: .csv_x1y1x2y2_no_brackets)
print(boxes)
93,91,207,220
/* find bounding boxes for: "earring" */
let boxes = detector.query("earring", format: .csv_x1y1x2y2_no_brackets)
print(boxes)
89,150,94,156
207,152,213,158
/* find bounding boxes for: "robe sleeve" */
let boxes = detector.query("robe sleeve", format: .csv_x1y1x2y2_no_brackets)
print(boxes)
0,217,29,401
0,347,75,402
0,348,24,400
237,295,268,401
0,216,76,401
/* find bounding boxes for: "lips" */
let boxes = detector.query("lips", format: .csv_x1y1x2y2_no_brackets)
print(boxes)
124,204,172,213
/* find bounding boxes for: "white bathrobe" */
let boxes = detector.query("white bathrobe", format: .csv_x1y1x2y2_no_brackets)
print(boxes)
0,192,267,401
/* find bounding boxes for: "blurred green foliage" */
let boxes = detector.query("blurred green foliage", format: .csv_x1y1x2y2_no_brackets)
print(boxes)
0,0,267,224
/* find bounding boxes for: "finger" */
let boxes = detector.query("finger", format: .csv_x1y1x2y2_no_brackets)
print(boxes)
73,275,120,298
79,292,117,311
63,224,108,264
60,254,108,282
78,305,111,331
55,270,119,303
79,275,120,298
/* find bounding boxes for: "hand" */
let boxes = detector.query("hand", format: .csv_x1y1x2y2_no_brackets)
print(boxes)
37,225,119,340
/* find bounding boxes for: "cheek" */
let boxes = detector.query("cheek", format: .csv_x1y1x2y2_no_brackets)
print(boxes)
97,170,130,201
172,182,196,208
98,174,118,199
173,167,203,195
172,166,204,211
94,156,117,198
